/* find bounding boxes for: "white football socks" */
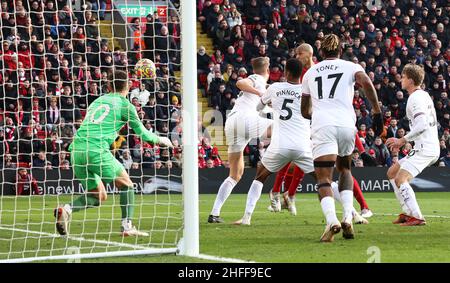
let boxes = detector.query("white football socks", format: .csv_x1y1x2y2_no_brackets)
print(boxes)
320,196,339,225
211,177,237,216
245,180,264,215
63,204,72,214
399,182,423,220
331,182,357,218
340,190,354,221
331,182,341,203
390,179,411,215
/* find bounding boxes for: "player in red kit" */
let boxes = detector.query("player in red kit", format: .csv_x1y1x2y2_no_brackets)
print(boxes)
16,168,41,195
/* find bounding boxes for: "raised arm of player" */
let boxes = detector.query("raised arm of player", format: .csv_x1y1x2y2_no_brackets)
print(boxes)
257,85,273,111
355,71,383,136
236,77,264,96
124,101,173,148
386,99,428,150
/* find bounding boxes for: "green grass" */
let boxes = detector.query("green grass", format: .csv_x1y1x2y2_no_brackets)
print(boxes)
1,193,450,263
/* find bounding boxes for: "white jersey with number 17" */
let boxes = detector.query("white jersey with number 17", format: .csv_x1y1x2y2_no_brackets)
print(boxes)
301,59,365,133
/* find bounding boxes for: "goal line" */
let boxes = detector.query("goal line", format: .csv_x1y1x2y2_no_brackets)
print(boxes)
0,225,177,263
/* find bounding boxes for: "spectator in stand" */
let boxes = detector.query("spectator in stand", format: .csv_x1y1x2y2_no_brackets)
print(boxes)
46,97,60,132
16,168,41,195
210,147,223,167
142,148,155,169
33,151,51,169
371,137,391,166
198,146,207,168
130,83,151,107
197,46,211,77
120,149,134,170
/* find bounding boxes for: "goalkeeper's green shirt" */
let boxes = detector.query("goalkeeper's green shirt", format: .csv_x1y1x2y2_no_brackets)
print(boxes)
69,92,159,151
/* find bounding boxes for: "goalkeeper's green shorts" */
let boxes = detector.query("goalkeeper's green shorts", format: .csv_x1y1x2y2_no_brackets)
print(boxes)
70,147,125,191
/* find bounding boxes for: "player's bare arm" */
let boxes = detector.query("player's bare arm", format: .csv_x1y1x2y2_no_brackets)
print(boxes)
236,78,264,96
300,95,312,120
355,71,383,136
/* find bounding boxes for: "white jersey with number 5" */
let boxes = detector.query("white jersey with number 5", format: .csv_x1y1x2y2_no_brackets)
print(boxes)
261,82,311,151
302,59,365,133
231,74,267,113
406,89,439,156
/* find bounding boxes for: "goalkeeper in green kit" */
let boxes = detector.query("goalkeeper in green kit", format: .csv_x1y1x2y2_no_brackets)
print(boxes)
54,70,173,237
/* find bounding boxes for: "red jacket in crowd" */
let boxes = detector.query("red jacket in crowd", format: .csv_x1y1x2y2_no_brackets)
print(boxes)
16,171,41,195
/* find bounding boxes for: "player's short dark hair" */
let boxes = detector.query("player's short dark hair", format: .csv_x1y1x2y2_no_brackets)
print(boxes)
108,70,129,92
285,58,303,80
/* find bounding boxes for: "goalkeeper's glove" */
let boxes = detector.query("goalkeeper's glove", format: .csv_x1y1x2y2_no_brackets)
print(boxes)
158,137,173,148
372,113,383,136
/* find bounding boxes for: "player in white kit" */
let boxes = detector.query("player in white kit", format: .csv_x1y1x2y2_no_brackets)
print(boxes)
301,34,383,242
386,64,440,226
233,58,314,225
208,57,273,223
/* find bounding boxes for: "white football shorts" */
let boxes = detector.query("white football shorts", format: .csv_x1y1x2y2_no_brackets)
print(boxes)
311,126,356,159
262,146,314,174
225,111,273,153
399,150,439,178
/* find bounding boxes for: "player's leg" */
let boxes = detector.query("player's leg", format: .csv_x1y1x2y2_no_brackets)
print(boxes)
114,169,149,236
234,162,273,225
336,127,359,239
392,152,433,226
209,114,244,223
312,127,342,242
235,147,288,225
55,151,105,235
209,151,243,223
287,166,304,197
282,166,305,216
336,155,356,239
268,163,290,212
387,159,412,223
280,165,295,209
95,150,148,237
331,181,368,224
210,113,272,223
394,169,426,225
352,177,372,217
272,163,291,194
314,155,341,242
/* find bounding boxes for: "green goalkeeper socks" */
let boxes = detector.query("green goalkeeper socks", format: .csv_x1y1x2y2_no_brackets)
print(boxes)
69,189,135,220
71,195,100,212
120,187,135,220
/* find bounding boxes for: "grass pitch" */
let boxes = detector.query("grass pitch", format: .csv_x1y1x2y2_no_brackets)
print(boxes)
1,192,450,263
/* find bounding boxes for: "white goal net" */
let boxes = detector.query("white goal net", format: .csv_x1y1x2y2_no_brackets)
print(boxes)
0,0,198,262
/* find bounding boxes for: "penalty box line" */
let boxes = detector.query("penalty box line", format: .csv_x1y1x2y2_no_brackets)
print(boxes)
373,212,450,219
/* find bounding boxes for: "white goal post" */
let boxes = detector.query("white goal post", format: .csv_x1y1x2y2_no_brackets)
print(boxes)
0,0,198,262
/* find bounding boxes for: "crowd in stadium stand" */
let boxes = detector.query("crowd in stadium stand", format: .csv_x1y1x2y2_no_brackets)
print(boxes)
197,0,450,168
0,0,194,170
